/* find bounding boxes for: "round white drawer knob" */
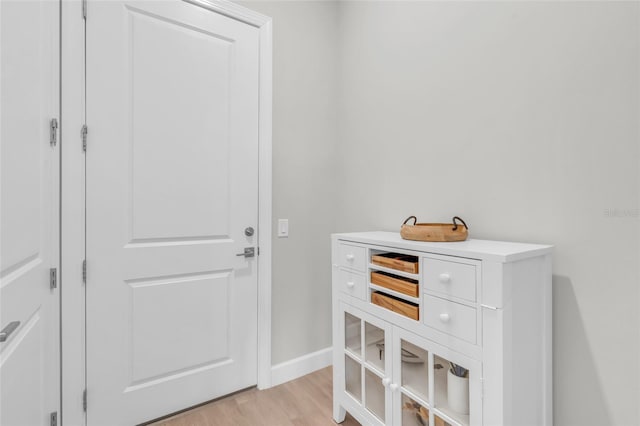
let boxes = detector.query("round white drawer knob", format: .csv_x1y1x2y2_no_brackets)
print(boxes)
346,281,355,289
389,383,399,392
345,254,355,261
439,273,451,283
439,313,450,323
381,377,391,387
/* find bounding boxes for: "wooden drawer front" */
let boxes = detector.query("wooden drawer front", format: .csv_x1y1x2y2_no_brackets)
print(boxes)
371,271,418,297
371,253,419,274
371,292,419,320
423,258,476,302
338,243,366,272
338,269,365,300
423,295,476,344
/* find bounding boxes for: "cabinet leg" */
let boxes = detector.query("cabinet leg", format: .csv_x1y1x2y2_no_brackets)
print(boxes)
333,403,346,423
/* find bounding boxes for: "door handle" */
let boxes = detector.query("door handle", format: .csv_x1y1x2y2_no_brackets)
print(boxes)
236,247,255,258
0,321,20,342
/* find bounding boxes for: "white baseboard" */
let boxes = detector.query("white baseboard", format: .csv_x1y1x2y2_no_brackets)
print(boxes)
270,347,332,387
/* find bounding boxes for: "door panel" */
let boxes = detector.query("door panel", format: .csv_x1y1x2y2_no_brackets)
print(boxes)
0,316,45,426
128,8,233,241
0,0,60,424
128,272,231,383
86,1,259,424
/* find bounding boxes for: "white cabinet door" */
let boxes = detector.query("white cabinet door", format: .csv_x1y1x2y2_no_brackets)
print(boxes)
392,327,482,426
85,1,259,424
0,0,60,424
337,302,392,426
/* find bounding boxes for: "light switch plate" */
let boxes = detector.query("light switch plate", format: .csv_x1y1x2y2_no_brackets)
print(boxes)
278,219,289,238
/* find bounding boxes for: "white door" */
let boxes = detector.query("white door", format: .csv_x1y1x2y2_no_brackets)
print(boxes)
85,1,259,424
0,1,60,425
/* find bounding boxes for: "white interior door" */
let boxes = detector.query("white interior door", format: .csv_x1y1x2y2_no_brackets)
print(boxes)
85,1,259,424
0,1,60,425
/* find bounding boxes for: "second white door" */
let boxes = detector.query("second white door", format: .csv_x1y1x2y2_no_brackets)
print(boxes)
85,1,260,424
0,1,59,424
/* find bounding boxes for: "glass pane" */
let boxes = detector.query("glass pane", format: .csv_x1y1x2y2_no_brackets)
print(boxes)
364,368,385,421
401,393,429,426
400,339,429,401
345,355,362,402
345,312,361,355
434,355,470,426
364,322,385,372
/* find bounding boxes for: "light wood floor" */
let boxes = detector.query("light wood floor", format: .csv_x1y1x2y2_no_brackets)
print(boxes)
150,367,360,426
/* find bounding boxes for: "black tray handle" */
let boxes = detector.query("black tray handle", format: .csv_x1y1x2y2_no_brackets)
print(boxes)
452,216,468,231
403,216,417,226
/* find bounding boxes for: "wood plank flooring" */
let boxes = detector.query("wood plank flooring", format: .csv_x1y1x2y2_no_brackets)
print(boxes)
150,367,360,426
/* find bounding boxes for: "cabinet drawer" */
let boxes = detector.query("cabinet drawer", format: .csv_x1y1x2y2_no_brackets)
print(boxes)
338,269,365,300
338,243,366,272
371,253,419,274
423,257,476,302
371,292,419,321
423,295,476,344
371,271,418,297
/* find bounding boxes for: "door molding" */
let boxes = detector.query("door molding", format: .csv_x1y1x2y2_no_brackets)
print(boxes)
61,1,272,423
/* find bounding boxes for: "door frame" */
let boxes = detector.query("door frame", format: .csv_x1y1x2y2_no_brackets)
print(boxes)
61,1,272,424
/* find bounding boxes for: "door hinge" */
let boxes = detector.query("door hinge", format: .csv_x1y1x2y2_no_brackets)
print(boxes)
50,412,58,426
50,268,57,289
82,0,87,20
82,259,87,283
81,125,88,152
83,389,87,412
50,118,58,146
257,247,260,256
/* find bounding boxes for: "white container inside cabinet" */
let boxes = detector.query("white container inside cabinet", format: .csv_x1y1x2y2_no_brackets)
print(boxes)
332,232,552,426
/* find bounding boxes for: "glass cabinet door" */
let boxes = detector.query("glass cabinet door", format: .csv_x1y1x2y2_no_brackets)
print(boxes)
392,327,482,426
340,303,392,426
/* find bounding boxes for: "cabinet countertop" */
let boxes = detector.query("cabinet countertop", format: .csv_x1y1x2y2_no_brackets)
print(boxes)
332,231,552,263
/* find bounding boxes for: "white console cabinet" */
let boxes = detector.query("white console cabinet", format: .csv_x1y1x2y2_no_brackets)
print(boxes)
332,232,552,426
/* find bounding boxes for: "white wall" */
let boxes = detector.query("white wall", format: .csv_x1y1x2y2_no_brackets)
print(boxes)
237,1,639,424
337,2,639,425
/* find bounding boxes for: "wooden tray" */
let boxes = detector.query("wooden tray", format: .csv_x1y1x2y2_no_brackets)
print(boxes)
371,253,419,274
371,271,418,297
400,216,469,242
371,292,419,320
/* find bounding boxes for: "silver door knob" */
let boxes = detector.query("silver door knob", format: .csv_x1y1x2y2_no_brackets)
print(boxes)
0,321,20,342
236,247,255,258
244,227,255,237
